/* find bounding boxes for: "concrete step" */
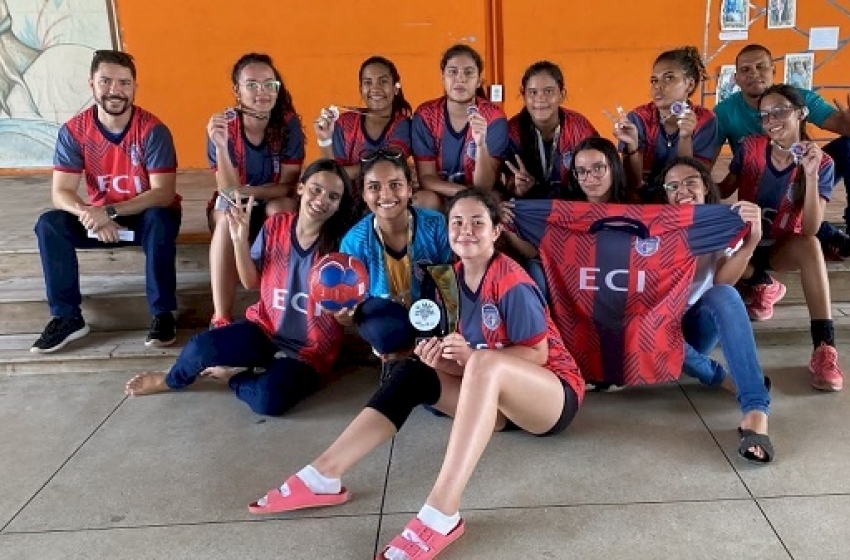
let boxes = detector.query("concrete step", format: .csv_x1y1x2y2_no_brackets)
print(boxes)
772,261,850,305
750,303,850,346
0,273,253,335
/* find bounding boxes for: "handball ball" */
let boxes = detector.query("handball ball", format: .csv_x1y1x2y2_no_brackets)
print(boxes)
309,253,369,312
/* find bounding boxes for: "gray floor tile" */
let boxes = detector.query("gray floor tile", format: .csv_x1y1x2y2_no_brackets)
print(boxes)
682,345,850,497
383,385,749,514
7,369,390,532
0,515,379,560
0,373,125,529
377,500,788,559
760,495,850,560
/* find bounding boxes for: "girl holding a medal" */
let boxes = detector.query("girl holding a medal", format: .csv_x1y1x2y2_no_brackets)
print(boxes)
719,84,843,392
248,188,583,560
205,53,306,329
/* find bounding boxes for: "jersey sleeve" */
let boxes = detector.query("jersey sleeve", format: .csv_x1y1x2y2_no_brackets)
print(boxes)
143,124,178,173
688,205,749,257
692,115,719,163
801,88,837,128
340,226,369,263
282,114,306,164
500,283,548,346
387,117,413,157
412,113,437,161
511,199,555,248
484,116,510,160
250,227,267,271
331,122,347,162
818,158,836,200
206,136,218,169
53,124,84,171
728,139,745,175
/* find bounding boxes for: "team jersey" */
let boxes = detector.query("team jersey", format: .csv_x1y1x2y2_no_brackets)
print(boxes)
340,207,452,302
206,108,305,186
625,102,718,187
715,89,836,154
506,108,598,198
412,96,509,186
246,212,344,375
331,111,412,164
513,200,749,386
730,135,834,239
455,253,585,402
54,105,179,208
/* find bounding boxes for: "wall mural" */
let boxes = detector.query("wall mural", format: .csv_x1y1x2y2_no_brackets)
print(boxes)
0,0,118,168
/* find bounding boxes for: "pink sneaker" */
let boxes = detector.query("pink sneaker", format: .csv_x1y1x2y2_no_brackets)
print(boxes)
209,316,232,330
809,344,844,392
746,280,786,321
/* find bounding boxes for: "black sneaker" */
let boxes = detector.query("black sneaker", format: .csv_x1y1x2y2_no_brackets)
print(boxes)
30,316,90,354
145,312,176,347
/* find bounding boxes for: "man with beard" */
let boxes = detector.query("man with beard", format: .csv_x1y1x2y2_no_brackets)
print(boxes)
31,50,181,353
714,44,850,259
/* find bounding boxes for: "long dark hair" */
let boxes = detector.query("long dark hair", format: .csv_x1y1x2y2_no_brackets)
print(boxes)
440,44,487,99
658,156,721,204
231,53,300,154
654,46,708,98
563,137,628,203
516,61,566,187
298,159,357,254
358,56,413,118
759,84,810,208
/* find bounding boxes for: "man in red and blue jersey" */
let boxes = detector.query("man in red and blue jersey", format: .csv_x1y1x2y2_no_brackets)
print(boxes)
32,50,180,354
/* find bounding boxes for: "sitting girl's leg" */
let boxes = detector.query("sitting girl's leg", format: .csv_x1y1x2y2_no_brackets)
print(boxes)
228,355,322,416
681,299,725,387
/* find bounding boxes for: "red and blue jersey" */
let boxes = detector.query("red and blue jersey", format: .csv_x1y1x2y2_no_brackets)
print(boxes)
206,109,305,186
625,102,718,187
246,212,344,375
513,201,749,386
331,111,412,165
507,108,598,198
54,105,179,208
730,134,834,239
412,96,509,186
454,253,585,403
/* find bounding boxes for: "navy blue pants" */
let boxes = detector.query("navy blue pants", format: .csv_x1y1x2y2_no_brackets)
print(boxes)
34,207,181,318
823,136,850,229
165,320,321,416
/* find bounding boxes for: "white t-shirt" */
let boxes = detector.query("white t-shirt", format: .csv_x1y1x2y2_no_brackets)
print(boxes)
687,252,722,307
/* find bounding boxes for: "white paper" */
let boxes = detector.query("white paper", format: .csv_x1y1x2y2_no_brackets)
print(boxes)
809,27,839,51
87,229,135,242
719,30,749,41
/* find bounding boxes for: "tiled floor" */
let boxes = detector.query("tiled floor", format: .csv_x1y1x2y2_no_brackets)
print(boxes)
1,345,848,559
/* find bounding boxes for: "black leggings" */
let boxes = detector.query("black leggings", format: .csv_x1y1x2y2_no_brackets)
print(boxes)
366,357,579,436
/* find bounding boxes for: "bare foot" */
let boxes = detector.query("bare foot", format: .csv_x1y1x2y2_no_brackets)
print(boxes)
739,410,769,460
125,372,171,396
199,366,248,383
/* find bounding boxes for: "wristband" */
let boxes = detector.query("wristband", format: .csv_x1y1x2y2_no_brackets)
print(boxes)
623,146,639,156
317,138,333,148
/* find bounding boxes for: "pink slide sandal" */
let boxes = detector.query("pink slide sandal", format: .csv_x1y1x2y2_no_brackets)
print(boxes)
247,474,349,514
376,517,466,559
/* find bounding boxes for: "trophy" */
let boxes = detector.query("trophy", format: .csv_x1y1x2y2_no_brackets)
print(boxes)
410,264,460,342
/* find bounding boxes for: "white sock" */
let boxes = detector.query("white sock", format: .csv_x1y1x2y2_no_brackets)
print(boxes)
416,503,460,536
295,464,342,495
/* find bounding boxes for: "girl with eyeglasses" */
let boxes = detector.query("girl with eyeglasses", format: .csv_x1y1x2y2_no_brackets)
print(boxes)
335,150,452,382
505,61,598,200
125,160,356,415
720,84,843,391
248,188,583,560
206,53,306,328
661,157,774,463
613,46,719,200
412,44,510,205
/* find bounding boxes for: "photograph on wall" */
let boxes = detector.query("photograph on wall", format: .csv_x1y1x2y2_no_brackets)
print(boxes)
767,0,796,29
716,65,741,104
0,0,119,168
720,0,749,31
784,52,814,90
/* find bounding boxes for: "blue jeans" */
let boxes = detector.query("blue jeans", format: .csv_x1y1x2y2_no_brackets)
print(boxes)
823,136,850,228
34,207,181,318
682,284,770,415
165,320,321,416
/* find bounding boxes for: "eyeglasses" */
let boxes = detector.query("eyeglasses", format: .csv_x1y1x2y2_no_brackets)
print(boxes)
574,163,609,180
758,105,796,123
360,147,406,163
240,80,281,93
662,175,703,191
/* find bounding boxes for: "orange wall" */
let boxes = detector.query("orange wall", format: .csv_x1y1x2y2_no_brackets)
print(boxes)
114,0,850,170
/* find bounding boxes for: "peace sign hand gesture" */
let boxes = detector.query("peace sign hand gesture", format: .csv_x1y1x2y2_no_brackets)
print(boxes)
505,155,536,196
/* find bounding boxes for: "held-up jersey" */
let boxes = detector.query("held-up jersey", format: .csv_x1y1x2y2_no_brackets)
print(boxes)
506,108,598,198
455,253,585,403
332,111,412,164
513,201,749,386
729,134,834,239
412,96,509,186
54,105,180,208
246,212,344,375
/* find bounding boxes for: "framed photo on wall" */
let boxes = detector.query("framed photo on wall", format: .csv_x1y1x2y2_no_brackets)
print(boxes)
720,0,749,31
784,52,814,90
767,0,796,29
716,65,741,104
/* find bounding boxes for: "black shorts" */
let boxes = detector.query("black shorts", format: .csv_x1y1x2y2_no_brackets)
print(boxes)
750,244,774,272
206,193,267,243
502,376,580,437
